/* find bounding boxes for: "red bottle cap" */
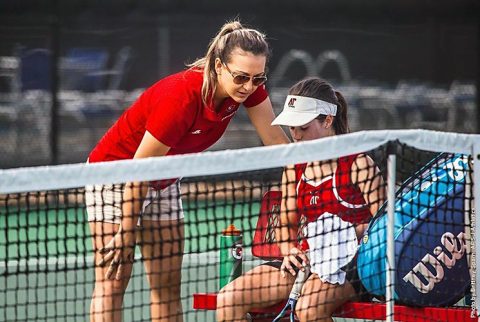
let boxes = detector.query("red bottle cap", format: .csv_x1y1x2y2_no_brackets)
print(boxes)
222,224,242,236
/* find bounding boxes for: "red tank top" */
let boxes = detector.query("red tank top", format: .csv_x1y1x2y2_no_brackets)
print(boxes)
295,154,372,225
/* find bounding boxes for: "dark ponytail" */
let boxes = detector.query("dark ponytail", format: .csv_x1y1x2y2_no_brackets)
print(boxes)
333,90,349,134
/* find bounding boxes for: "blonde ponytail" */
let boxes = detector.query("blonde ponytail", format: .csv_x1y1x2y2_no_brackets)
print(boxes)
188,19,270,104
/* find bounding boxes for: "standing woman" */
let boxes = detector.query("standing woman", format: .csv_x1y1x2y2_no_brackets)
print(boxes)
217,77,385,322
85,20,289,322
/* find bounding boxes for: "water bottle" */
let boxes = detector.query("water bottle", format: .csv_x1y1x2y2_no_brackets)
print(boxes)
219,224,243,289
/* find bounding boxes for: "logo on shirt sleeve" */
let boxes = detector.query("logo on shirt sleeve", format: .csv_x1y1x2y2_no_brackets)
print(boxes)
191,129,202,134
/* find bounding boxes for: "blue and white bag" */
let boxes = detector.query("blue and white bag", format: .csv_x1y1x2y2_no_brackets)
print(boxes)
357,153,471,306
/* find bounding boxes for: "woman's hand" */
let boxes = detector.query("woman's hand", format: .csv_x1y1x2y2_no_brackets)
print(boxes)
280,246,309,278
98,229,136,280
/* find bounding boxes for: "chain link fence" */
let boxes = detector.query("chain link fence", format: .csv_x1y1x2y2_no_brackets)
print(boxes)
0,3,478,168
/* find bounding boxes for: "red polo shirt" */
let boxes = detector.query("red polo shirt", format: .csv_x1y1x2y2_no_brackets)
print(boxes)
88,68,268,162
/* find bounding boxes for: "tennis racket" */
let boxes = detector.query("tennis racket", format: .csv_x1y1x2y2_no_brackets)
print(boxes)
272,259,311,322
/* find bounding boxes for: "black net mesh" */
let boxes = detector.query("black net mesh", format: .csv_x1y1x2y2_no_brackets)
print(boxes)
1,141,476,321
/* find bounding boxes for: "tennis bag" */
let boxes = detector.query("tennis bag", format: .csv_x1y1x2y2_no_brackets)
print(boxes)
357,153,472,306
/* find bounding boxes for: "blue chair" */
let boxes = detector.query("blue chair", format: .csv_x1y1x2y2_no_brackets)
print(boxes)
88,46,131,90
60,47,109,92
19,48,51,92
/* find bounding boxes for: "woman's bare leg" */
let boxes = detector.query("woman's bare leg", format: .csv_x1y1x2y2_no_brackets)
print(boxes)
217,265,295,322
295,274,357,322
140,219,185,322
89,221,134,322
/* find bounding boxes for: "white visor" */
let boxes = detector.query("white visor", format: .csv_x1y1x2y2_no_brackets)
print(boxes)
271,95,337,127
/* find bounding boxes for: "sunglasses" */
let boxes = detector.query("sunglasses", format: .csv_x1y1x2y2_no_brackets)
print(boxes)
223,63,267,86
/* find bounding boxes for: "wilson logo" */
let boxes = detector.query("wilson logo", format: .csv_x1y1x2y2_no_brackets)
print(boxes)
288,98,297,108
402,231,466,294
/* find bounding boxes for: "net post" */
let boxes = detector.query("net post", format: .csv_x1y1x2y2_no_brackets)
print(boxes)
474,142,480,317
386,141,397,322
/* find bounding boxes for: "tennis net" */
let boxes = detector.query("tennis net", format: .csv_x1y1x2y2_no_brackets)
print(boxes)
1,129,479,321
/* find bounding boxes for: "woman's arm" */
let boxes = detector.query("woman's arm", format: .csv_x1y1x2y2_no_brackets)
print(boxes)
100,131,171,280
351,154,386,237
120,131,171,235
246,97,290,146
278,166,299,254
277,165,308,276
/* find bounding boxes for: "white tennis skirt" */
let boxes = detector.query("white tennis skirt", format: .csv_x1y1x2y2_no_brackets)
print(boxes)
85,181,184,224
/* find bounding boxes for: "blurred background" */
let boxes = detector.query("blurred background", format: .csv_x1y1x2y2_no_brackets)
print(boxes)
0,0,478,169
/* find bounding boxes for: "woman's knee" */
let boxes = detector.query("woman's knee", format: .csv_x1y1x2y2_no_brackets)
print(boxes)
146,270,182,304
92,256,133,296
216,283,252,321
147,266,182,289
93,278,129,297
216,285,236,311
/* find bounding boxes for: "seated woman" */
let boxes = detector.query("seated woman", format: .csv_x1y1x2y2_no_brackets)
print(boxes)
216,77,386,322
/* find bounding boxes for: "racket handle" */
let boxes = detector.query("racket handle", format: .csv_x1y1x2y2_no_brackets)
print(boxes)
288,263,311,300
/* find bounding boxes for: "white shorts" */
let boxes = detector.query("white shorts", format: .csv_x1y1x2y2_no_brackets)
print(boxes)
85,182,184,224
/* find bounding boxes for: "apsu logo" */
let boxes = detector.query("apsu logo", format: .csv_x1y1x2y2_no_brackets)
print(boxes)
288,97,297,108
